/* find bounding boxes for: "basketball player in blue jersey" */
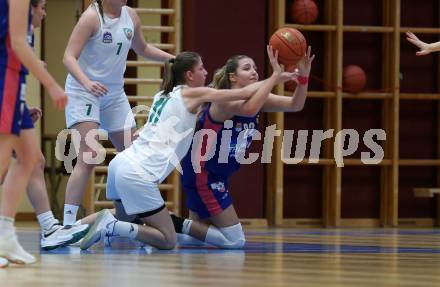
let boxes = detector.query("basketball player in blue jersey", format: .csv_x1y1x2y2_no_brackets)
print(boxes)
61,0,175,228
0,0,67,267
171,47,314,249
78,46,298,250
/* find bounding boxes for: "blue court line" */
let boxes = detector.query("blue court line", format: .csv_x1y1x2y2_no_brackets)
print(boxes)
243,242,440,254
245,229,440,237
41,239,440,255
160,242,440,254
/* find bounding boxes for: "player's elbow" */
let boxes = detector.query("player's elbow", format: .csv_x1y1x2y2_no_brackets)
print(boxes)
62,54,68,67
62,52,71,67
290,103,304,112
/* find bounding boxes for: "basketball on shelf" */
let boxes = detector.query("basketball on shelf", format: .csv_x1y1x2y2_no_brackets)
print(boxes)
269,27,307,66
343,65,367,93
291,0,319,25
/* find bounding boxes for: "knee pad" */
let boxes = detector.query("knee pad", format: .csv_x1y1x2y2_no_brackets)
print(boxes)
219,223,246,249
205,223,246,249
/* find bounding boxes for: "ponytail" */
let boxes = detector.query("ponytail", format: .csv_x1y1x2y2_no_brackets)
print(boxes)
211,55,250,89
160,52,201,96
161,58,175,95
211,66,230,89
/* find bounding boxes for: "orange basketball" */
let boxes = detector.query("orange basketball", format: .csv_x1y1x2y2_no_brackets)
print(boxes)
343,65,367,93
291,0,319,25
269,27,307,66
284,64,298,91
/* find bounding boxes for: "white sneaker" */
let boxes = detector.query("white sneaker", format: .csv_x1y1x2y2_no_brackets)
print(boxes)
41,224,90,250
0,233,36,264
80,209,116,250
67,220,85,246
0,257,8,268
68,238,83,247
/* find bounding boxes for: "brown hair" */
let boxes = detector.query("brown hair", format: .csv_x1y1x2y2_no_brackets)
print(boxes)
161,51,201,95
30,0,41,7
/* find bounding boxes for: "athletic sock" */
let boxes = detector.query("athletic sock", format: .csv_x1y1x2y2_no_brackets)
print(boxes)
0,216,15,236
63,204,79,226
109,221,138,240
37,211,59,231
182,219,193,235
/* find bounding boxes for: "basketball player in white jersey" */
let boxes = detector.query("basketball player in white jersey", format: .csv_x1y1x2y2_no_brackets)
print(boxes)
62,0,174,227
79,47,298,250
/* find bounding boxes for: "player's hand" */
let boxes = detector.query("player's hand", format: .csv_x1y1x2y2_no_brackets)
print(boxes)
296,46,315,78
267,45,283,75
406,31,432,56
267,45,298,84
48,84,68,110
84,80,108,97
29,107,42,123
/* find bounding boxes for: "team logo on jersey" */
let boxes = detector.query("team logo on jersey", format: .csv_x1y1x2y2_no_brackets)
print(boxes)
210,182,226,193
123,28,133,40
103,32,113,43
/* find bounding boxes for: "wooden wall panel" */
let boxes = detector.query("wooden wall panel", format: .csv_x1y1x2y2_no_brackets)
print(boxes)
182,0,268,218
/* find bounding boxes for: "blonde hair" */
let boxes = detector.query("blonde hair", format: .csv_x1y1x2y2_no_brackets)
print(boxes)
211,55,250,89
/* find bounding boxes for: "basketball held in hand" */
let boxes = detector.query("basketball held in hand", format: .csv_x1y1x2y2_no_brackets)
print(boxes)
269,27,307,66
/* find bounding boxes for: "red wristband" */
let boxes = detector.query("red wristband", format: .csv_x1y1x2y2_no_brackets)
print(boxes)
298,76,309,85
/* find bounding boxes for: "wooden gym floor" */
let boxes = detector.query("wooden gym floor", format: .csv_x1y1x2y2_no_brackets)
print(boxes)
2,225,440,287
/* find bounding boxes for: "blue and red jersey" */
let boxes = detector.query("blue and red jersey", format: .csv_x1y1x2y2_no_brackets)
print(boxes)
0,1,34,135
0,0,33,74
181,103,259,218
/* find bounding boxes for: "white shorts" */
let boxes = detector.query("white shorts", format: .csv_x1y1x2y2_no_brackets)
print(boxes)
65,88,136,133
106,153,165,215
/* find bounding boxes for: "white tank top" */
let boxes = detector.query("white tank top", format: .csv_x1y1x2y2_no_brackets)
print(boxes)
123,86,197,183
65,3,134,91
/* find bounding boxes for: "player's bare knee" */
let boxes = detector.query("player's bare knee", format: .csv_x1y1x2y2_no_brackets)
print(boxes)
36,152,46,170
16,148,39,171
160,231,177,250
76,153,99,169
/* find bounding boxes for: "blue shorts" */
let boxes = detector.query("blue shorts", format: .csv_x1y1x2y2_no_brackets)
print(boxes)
0,66,34,135
182,172,233,219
